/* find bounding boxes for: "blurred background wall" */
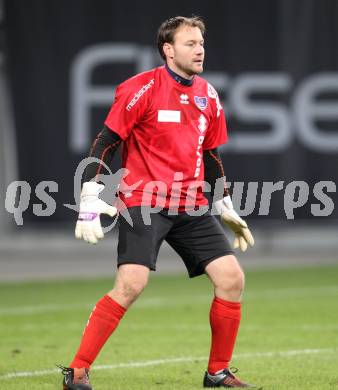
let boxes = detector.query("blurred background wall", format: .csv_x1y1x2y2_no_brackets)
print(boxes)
0,0,337,280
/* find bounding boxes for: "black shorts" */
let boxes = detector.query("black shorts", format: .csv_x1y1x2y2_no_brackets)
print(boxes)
117,207,234,278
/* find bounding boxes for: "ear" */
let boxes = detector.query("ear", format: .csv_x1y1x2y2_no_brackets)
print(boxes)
163,43,174,59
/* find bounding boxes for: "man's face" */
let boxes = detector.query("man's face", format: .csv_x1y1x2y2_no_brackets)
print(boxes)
166,25,205,77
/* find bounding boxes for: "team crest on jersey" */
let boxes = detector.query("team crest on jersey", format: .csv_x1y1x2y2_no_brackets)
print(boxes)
194,96,208,111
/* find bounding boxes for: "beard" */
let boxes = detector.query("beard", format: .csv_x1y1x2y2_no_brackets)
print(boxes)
173,59,203,77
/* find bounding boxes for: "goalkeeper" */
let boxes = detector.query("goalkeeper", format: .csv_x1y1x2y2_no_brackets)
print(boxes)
61,15,255,390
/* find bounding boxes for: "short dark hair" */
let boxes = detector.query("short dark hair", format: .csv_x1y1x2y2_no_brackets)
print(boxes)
157,16,206,61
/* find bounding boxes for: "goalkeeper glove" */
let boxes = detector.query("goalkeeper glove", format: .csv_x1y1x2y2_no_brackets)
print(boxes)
75,182,117,244
215,195,254,252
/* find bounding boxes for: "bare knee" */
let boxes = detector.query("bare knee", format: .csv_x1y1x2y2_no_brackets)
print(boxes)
108,264,149,308
206,255,245,301
118,278,147,302
216,267,245,297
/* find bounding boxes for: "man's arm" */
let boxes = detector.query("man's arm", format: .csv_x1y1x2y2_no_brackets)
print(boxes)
203,148,254,252
203,148,230,200
76,73,152,244
83,125,122,182
75,126,121,244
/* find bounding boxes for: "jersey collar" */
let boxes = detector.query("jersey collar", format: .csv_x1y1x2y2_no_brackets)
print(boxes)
165,64,194,87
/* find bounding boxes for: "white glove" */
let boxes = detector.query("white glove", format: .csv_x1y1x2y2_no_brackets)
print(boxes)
75,182,117,244
215,195,254,252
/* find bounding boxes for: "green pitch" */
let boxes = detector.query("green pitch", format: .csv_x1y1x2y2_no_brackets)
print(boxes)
0,264,338,389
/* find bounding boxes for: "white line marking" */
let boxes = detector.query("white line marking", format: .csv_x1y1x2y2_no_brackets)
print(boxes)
1,284,338,316
0,348,335,380
3,322,338,334
2,322,338,333
0,303,92,316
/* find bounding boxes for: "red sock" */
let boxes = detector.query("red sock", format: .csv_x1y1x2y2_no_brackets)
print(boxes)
208,297,241,374
70,295,126,369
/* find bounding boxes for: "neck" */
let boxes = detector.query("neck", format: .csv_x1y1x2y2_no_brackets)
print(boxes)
165,63,194,86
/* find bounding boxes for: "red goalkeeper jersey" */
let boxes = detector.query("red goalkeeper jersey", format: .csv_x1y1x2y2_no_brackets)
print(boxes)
104,65,228,210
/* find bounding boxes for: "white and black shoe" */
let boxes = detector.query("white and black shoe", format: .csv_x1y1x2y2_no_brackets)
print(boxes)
203,367,254,388
58,365,93,390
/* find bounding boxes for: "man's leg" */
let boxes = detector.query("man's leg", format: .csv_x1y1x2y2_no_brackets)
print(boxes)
204,255,250,387
69,264,149,369
165,212,251,387
69,207,172,368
